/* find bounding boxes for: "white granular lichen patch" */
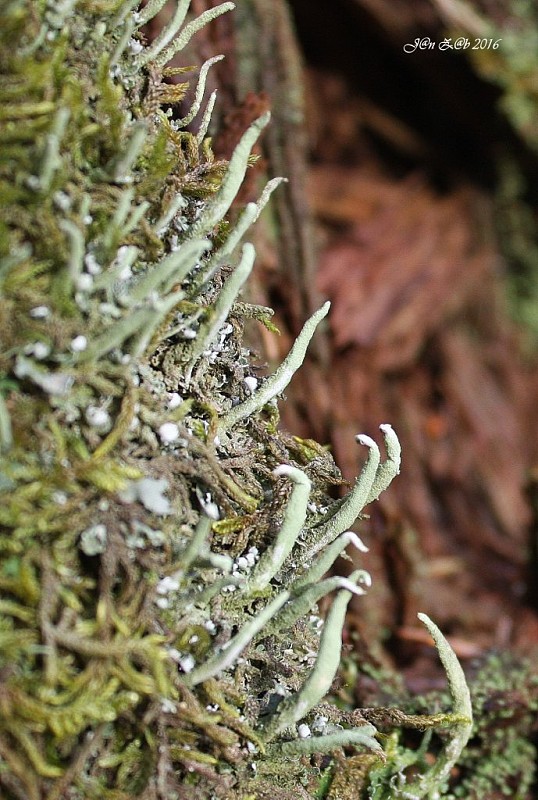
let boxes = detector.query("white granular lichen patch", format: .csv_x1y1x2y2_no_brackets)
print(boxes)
29,305,50,318
85,406,111,429
79,524,107,556
158,422,180,443
70,335,88,352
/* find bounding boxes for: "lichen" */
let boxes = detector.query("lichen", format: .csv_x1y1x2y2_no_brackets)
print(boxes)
0,2,473,799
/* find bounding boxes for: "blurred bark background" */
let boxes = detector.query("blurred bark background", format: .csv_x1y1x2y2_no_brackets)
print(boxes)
149,0,538,690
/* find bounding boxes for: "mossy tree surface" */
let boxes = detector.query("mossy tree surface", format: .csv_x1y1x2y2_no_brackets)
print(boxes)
0,2,472,799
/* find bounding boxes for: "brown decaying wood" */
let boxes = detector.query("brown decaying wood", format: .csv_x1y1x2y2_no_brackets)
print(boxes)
279,65,538,667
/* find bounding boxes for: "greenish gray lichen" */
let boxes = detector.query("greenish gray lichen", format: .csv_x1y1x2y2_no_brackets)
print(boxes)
0,2,474,799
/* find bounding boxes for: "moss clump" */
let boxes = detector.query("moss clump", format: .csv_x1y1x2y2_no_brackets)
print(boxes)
448,652,538,799
0,3,478,799
0,3,389,798
358,651,538,800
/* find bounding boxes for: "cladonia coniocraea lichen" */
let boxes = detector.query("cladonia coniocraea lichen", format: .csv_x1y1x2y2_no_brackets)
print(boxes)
0,2,472,798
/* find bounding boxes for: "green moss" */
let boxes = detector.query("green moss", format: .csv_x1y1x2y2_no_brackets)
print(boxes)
359,651,538,799
0,3,479,799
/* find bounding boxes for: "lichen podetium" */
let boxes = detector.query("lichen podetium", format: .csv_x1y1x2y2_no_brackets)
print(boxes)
0,2,470,798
